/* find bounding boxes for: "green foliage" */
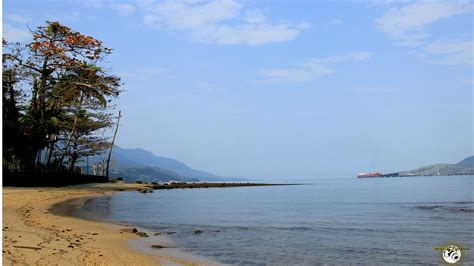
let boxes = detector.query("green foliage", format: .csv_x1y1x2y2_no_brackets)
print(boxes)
2,21,122,173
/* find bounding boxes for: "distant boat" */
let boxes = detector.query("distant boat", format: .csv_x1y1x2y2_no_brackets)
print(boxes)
357,172,381,178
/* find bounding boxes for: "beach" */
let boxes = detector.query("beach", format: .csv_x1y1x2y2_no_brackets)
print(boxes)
2,183,207,265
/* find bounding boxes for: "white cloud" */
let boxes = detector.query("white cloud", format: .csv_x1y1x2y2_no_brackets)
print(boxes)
156,95,197,105
69,0,108,8
68,0,136,16
137,0,310,45
141,0,241,29
244,9,267,24
376,0,473,46
259,51,372,82
369,0,412,8
5,14,32,24
120,66,162,80
3,24,30,43
464,78,474,87
328,18,343,26
355,86,399,93
193,81,221,94
454,78,474,87
109,3,136,16
189,22,310,45
423,39,473,65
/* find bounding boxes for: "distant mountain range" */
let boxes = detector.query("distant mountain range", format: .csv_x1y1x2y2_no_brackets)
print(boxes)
87,147,473,182
398,156,474,176
88,146,243,183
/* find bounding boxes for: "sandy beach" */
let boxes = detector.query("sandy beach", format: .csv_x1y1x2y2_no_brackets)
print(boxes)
2,183,209,265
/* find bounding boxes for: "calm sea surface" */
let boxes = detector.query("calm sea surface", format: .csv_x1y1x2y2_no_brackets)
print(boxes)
83,176,473,265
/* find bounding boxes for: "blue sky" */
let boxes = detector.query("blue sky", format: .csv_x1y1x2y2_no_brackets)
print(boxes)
3,0,473,179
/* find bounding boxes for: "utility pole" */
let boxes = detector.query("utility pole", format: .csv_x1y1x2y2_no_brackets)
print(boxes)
106,111,121,178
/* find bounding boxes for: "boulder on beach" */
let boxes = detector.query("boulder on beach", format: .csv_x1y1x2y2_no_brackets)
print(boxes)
120,228,138,233
136,232,149,237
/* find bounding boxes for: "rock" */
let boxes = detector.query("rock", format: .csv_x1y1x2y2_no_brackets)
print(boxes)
154,232,161,236
151,244,166,249
138,189,154,193
193,230,202,235
136,181,143,184
120,228,138,233
136,232,149,237
151,182,158,185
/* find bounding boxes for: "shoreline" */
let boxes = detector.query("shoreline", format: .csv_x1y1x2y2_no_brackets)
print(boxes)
2,183,216,265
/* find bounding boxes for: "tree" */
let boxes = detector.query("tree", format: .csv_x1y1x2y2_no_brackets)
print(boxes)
53,63,120,170
3,21,121,173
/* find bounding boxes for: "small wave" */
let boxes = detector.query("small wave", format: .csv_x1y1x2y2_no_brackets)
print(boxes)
445,207,474,213
413,205,474,214
414,205,443,210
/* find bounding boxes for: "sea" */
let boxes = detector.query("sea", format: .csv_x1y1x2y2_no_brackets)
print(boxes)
81,176,473,265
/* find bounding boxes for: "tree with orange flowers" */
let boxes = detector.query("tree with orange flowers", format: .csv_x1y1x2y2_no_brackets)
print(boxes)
3,21,121,173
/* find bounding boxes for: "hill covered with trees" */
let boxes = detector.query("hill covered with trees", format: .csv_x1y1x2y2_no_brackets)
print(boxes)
399,156,474,176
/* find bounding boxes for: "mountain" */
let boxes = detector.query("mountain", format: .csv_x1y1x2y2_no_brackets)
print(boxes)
109,166,196,183
88,146,240,182
457,156,474,167
399,156,474,176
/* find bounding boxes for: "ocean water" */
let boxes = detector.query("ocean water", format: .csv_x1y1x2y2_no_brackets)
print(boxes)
83,176,474,265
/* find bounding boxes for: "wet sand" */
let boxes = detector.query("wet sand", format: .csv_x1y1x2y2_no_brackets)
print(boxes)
2,183,214,265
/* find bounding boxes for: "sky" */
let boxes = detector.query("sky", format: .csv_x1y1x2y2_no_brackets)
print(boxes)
3,0,473,179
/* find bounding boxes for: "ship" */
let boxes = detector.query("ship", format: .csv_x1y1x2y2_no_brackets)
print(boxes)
357,172,381,178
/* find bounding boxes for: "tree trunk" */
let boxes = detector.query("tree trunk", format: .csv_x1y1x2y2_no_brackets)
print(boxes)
57,93,83,170
45,139,55,169
69,137,79,172
106,111,121,178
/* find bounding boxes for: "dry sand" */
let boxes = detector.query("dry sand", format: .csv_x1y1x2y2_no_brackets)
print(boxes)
2,183,211,265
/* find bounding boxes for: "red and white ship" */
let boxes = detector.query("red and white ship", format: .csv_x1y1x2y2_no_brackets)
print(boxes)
357,172,381,178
